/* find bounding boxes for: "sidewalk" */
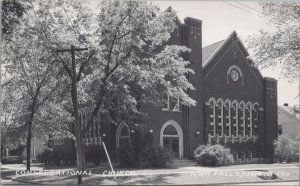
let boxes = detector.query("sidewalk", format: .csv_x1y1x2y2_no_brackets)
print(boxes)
3,162,299,185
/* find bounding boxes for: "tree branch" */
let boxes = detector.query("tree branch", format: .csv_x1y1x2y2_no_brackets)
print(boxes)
77,50,95,82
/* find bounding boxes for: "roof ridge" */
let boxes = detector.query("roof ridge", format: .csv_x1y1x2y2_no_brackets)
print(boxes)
203,39,225,49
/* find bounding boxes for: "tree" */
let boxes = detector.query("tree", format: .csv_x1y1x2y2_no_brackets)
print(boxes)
23,0,196,183
2,21,71,170
1,0,30,160
274,135,299,162
246,2,300,81
2,0,30,40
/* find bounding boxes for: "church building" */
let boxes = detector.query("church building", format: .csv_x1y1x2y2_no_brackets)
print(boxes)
54,13,278,163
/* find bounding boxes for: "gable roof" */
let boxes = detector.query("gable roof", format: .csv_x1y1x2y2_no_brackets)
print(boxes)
202,40,225,67
278,105,300,123
201,31,265,87
202,31,239,68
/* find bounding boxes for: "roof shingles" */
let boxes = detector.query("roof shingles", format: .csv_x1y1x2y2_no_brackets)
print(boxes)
202,40,225,67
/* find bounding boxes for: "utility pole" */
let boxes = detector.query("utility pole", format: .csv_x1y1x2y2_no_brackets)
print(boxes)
0,0,3,183
57,45,88,184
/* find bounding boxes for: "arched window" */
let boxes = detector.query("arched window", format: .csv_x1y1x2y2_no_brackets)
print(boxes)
224,99,231,138
172,95,180,112
116,123,130,148
239,101,246,138
162,91,170,111
252,103,259,138
232,100,239,138
216,98,224,138
227,65,244,86
246,102,252,138
208,97,216,138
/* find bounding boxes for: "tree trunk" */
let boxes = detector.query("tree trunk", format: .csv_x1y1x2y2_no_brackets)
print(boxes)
70,46,83,184
26,120,32,171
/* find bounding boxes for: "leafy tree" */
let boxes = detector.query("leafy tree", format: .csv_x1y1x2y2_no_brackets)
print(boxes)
27,1,196,141
247,2,300,81
18,0,196,183
2,19,71,170
274,135,299,162
2,0,30,40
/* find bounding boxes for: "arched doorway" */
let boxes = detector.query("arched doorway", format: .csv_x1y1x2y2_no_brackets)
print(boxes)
160,120,183,158
116,122,130,148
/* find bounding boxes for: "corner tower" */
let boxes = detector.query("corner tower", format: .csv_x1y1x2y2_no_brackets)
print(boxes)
182,17,204,158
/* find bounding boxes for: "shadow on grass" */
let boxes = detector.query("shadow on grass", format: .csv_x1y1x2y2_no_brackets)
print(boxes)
83,173,180,185
14,174,78,184
1,170,18,179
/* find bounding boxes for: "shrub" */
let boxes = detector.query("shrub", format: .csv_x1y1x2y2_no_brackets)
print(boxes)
117,144,138,168
85,145,104,166
36,149,52,164
274,135,299,163
116,132,173,168
140,144,172,168
194,144,234,166
37,148,74,166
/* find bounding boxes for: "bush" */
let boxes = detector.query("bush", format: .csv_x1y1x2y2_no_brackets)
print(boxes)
37,148,74,166
36,149,52,164
116,132,173,168
140,144,172,168
274,135,299,163
194,144,234,166
117,144,138,168
85,145,104,166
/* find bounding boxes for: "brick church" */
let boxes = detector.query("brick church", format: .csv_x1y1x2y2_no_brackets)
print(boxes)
54,13,278,163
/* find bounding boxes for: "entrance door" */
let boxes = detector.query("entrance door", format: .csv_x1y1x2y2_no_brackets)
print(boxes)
160,121,183,158
163,137,179,158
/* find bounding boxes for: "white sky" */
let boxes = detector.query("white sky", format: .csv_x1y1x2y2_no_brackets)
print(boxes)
153,0,299,107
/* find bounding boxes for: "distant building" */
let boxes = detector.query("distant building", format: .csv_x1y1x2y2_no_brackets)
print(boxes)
2,136,45,163
278,104,300,138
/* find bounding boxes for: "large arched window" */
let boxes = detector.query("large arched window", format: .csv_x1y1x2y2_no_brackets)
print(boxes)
224,99,231,138
216,98,224,138
246,102,252,138
239,101,246,138
116,123,130,148
208,97,216,138
252,103,259,139
162,91,170,111
232,100,239,138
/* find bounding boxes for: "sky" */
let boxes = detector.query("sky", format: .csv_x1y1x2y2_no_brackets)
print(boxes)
153,0,299,107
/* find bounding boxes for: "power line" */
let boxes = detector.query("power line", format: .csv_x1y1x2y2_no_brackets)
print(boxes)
236,1,264,16
222,1,281,26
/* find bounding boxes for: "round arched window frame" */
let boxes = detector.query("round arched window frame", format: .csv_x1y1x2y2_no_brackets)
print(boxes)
231,69,239,81
116,123,130,148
